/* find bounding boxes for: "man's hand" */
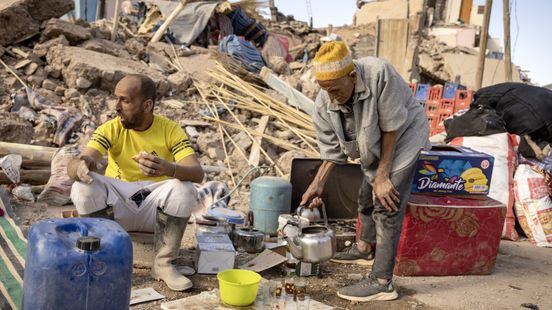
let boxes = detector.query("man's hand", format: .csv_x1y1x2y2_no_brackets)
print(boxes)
74,159,93,184
68,153,99,184
300,181,324,209
300,161,335,209
372,175,400,212
133,152,174,177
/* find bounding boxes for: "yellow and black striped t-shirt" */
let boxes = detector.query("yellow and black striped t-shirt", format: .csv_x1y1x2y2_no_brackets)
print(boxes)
87,115,194,182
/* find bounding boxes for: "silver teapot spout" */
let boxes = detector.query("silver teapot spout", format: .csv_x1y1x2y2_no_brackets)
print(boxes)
285,235,304,260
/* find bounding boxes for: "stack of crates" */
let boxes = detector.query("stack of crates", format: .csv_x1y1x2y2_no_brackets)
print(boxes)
408,83,417,96
454,89,474,112
425,85,442,134
411,82,473,136
415,84,430,107
443,82,466,99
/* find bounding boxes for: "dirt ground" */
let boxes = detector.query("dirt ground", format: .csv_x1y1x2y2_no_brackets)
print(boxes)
7,192,552,310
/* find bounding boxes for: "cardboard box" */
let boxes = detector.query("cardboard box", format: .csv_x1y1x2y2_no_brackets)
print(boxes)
411,145,494,196
195,233,235,274
394,194,505,276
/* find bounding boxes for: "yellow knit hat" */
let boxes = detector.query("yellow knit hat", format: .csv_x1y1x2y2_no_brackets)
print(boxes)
312,41,354,81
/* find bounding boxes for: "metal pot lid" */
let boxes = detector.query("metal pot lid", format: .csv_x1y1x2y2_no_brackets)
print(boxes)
301,225,331,236
234,227,264,237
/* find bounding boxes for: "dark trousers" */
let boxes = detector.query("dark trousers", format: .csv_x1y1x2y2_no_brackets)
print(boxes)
357,162,417,280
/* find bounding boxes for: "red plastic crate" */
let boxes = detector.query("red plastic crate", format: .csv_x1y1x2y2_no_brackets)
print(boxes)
425,101,440,116
408,83,417,95
454,101,470,112
427,114,438,130
454,90,474,112
438,99,455,115
429,128,445,136
427,85,443,102
435,112,453,130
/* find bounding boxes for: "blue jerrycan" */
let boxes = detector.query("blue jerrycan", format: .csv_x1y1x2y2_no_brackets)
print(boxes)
23,218,132,310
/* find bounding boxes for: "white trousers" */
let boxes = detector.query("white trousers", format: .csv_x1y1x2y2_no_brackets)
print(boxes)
70,172,199,232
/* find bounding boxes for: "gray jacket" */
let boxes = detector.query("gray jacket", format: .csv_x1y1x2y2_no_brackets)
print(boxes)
313,57,431,177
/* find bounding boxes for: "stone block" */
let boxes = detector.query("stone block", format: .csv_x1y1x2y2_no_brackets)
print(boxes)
0,1,39,46
207,147,225,160
80,38,131,59
42,79,57,91
33,35,69,58
46,46,169,95
167,71,193,93
0,112,33,144
41,19,91,44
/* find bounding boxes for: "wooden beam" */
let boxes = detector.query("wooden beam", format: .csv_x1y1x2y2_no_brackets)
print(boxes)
0,170,50,185
475,0,493,89
248,116,270,167
0,142,57,162
502,0,512,82
111,0,121,41
151,0,188,43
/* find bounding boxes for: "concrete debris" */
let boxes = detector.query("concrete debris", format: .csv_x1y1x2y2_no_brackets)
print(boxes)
0,113,34,144
167,71,193,93
33,35,69,58
75,77,92,89
0,0,73,46
80,38,132,59
40,18,91,45
46,46,169,94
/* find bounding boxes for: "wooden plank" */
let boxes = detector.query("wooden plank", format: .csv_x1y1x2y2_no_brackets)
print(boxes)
0,142,57,162
239,248,287,273
178,119,210,127
13,59,31,70
0,170,50,185
110,0,121,41
248,116,270,167
151,0,188,43
10,47,29,58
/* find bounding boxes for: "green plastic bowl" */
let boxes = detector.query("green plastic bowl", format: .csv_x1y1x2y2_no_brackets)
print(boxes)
217,269,261,306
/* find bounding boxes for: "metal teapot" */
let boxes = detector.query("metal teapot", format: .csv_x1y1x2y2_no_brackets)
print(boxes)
284,202,336,263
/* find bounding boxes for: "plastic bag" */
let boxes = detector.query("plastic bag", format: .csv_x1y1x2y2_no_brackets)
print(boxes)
0,154,23,184
13,184,34,202
450,133,519,241
37,144,80,206
513,164,552,247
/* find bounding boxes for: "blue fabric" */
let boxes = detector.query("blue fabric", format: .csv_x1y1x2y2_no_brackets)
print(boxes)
219,35,266,73
226,7,267,46
227,7,255,34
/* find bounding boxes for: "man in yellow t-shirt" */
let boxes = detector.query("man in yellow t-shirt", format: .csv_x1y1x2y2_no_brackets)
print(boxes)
67,74,204,292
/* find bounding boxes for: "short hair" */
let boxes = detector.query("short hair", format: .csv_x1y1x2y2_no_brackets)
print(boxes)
126,74,157,106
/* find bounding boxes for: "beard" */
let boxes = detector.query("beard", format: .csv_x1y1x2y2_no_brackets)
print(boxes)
118,111,143,129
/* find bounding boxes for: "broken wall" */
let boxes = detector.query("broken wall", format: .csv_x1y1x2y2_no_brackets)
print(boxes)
354,0,424,26
429,27,476,48
376,16,423,82
0,0,74,45
443,53,522,89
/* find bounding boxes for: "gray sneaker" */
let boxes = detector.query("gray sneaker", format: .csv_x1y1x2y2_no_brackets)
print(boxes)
337,273,398,302
330,243,374,266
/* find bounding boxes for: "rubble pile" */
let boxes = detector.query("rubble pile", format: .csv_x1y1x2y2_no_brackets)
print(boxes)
417,33,477,83
0,1,332,205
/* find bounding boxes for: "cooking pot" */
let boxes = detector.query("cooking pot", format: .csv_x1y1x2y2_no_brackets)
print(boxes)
231,228,265,253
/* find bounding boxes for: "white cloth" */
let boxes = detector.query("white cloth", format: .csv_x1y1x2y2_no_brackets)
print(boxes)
153,0,219,45
71,172,199,232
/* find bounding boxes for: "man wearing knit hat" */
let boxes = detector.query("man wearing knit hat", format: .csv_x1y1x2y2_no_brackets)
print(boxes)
300,41,430,301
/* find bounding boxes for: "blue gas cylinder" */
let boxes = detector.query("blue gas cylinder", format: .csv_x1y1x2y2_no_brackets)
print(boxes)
23,218,132,310
249,176,292,235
